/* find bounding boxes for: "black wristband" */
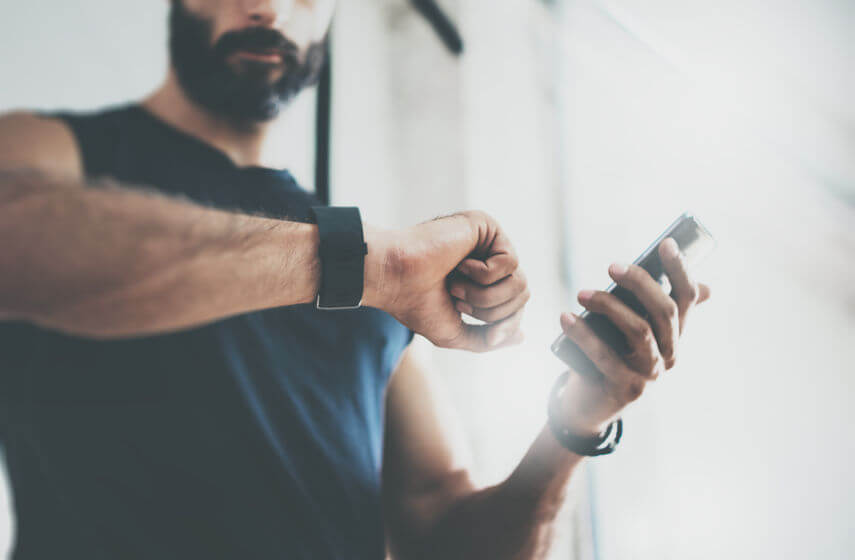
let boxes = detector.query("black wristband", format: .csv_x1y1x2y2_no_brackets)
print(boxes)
310,206,368,310
547,371,623,456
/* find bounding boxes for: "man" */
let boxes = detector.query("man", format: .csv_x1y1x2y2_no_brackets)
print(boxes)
0,1,710,558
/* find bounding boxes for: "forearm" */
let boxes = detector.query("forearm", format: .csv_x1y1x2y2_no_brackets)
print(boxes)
399,427,584,560
0,170,322,337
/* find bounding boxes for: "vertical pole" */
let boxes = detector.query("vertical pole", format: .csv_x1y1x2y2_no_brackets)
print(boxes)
314,46,333,205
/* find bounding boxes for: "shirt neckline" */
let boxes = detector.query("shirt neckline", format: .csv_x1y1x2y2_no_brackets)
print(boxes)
127,104,288,177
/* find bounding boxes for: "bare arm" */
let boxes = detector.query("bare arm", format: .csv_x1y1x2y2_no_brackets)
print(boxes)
0,113,324,336
0,168,323,337
383,349,582,560
0,112,528,348
383,241,712,559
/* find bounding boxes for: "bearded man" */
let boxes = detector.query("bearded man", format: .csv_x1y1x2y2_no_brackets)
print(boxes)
0,1,710,558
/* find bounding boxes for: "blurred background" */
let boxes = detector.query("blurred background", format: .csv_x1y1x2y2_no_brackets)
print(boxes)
1,0,853,558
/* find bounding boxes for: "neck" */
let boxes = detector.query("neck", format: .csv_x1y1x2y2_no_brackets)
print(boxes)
142,70,271,168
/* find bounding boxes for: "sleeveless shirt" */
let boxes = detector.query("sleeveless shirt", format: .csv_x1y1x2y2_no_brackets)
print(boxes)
0,105,412,559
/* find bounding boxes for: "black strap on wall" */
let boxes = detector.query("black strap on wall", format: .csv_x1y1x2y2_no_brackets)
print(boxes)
411,0,465,55
313,4,463,206
314,47,332,206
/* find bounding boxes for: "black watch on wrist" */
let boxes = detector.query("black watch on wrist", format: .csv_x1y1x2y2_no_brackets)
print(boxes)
547,371,623,456
310,206,368,311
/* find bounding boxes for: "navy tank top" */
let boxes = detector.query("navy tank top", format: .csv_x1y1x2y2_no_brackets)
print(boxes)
0,105,412,559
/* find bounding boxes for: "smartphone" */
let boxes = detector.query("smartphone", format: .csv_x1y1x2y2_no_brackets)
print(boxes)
551,212,716,375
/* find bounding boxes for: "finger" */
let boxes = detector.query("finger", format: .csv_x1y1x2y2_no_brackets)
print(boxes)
456,255,516,286
608,263,679,366
560,313,647,404
577,290,660,378
658,238,699,332
452,309,525,352
456,228,519,285
698,282,711,304
457,289,530,323
449,270,527,309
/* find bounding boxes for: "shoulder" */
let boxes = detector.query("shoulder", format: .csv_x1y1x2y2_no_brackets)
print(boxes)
0,111,82,180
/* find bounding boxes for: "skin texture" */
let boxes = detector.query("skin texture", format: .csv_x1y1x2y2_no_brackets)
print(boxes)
0,1,711,558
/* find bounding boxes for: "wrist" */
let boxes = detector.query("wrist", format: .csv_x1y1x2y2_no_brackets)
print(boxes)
362,225,401,311
550,372,623,456
263,220,321,307
558,395,612,439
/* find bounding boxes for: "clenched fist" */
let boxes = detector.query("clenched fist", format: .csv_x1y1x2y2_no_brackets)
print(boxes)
363,211,528,352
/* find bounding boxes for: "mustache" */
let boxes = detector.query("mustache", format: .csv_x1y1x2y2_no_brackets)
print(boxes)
214,27,300,61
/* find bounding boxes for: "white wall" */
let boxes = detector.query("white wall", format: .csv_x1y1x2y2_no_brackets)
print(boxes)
559,1,855,559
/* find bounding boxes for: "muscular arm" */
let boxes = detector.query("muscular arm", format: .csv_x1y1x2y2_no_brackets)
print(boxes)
0,113,327,337
0,112,528,348
0,168,324,337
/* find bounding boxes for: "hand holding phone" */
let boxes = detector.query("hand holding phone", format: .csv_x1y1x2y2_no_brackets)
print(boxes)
552,213,715,375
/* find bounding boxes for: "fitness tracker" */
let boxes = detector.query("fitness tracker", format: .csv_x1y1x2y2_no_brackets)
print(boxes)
310,206,368,310
547,371,623,456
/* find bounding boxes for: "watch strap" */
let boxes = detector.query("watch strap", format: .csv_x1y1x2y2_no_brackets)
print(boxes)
310,206,367,310
547,371,623,456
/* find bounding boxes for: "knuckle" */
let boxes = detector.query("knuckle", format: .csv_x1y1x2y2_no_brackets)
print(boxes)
660,300,679,323
627,349,658,379
481,266,499,284
685,282,700,303
630,320,652,343
623,379,646,403
659,339,676,362
635,367,658,382
646,357,664,380
667,299,679,317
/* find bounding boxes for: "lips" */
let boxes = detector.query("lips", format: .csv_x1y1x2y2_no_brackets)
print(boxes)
233,48,284,64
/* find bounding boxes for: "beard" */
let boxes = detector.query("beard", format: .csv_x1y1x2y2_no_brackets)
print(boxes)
168,0,328,123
